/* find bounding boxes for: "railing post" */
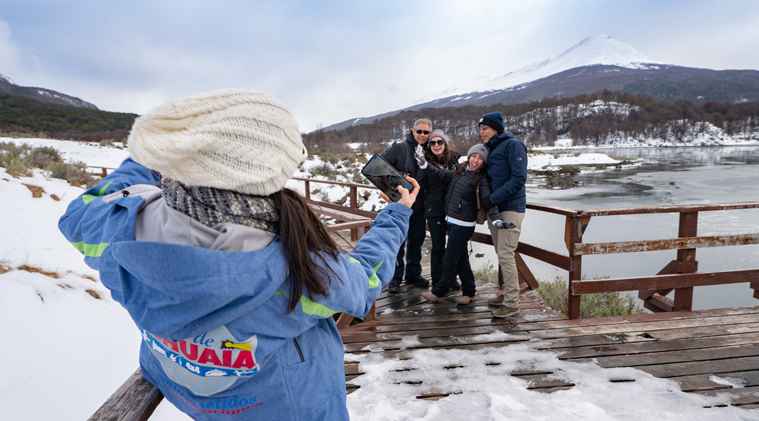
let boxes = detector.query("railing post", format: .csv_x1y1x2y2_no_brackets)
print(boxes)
350,186,359,241
304,180,310,200
566,214,587,319
674,211,698,311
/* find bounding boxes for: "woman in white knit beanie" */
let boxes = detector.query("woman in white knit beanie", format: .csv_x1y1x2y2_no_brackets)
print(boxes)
59,89,419,420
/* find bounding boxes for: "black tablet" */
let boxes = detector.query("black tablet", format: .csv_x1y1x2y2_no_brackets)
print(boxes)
361,154,415,202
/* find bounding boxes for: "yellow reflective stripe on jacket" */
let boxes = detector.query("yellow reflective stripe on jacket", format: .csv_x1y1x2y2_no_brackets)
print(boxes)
275,291,338,317
82,181,114,205
348,257,382,289
70,241,110,257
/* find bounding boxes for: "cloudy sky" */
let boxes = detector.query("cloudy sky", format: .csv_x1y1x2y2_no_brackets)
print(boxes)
2,0,758,131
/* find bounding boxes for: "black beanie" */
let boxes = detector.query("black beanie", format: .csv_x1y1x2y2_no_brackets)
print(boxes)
479,112,505,134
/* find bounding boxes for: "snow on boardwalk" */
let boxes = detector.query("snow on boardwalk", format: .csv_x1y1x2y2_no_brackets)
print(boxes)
341,283,759,420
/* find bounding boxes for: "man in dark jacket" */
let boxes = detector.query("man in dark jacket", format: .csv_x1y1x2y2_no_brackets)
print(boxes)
381,118,431,292
479,112,528,318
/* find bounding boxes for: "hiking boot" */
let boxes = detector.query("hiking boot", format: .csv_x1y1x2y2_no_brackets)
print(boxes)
421,291,444,303
450,280,461,291
491,305,520,318
406,276,430,288
388,282,400,293
487,295,504,306
456,295,475,305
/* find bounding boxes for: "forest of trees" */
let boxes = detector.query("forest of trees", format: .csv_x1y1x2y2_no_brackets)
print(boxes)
0,93,137,142
303,91,759,156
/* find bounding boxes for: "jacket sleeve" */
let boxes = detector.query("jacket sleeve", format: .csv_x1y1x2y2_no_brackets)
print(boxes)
290,202,411,319
380,142,402,171
58,158,161,273
489,142,528,205
422,164,454,182
480,176,501,222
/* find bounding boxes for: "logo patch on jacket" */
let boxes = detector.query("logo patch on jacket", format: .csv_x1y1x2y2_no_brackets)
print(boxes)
142,326,259,378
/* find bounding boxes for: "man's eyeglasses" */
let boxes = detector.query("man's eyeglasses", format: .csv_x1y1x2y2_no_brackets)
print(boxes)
428,139,445,146
415,130,430,135
479,125,489,131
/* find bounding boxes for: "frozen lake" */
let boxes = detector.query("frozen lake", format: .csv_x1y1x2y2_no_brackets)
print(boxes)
471,145,759,310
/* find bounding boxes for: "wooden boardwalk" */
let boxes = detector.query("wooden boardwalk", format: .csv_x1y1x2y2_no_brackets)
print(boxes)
340,273,759,408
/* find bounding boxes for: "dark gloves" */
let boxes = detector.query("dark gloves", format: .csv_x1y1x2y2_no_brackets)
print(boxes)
481,195,494,210
492,219,517,229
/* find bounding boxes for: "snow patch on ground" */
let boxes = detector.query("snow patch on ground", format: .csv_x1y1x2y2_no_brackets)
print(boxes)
347,342,759,420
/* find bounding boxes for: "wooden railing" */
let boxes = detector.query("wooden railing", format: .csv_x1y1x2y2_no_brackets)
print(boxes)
566,202,759,318
295,178,759,320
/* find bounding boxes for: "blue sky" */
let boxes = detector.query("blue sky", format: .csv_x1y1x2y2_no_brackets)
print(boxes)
1,0,758,131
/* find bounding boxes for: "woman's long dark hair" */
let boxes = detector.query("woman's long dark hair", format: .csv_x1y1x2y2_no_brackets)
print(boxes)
270,188,342,313
450,156,486,188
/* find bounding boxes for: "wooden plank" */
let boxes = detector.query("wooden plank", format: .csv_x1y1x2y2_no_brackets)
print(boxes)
293,177,377,191
328,220,372,231
572,269,759,294
556,332,759,360
574,233,759,255
576,201,759,217
692,385,759,406
643,293,675,313
88,368,163,421
675,371,759,392
635,356,759,379
515,242,571,271
576,344,759,369
309,203,372,222
526,202,578,217
639,259,682,301
308,200,378,219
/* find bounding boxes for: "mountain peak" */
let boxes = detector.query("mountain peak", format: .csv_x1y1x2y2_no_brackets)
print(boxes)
0,72,16,85
556,34,653,67
414,35,660,104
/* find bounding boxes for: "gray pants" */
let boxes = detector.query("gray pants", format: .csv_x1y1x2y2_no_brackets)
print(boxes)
487,211,525,306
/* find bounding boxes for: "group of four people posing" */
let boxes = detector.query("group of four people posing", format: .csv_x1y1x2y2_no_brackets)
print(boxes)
382,113,528,318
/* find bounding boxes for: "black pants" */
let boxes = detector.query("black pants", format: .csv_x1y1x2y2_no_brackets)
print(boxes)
431,223,476,297
392,212,426,283
426,215,447,286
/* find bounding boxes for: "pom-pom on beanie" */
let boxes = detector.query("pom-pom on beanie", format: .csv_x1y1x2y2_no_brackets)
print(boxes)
128,88,307,196
478,112,505,134
467,144,490,163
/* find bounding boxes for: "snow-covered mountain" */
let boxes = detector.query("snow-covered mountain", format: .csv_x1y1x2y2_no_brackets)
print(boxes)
414,35,660,105
0,71,99,110
0,72,16,85
323,34,759,132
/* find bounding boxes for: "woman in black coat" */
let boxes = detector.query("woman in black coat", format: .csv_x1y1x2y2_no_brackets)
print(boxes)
415,144,512,305
418,130,461,292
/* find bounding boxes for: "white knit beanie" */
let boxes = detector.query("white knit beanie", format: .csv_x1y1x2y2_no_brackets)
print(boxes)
128,88,307,196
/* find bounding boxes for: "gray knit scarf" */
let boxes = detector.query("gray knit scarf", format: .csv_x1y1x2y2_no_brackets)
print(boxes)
161,178,280,234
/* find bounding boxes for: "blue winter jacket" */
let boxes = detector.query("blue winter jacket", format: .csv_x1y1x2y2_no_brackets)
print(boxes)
485,131,528,213
58,158,410,420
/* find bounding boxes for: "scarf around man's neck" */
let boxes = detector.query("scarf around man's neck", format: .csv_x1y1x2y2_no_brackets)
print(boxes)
160,178,280,234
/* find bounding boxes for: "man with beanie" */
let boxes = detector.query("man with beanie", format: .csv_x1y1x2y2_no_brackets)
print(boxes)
478,112,528,318
381,118,431,293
